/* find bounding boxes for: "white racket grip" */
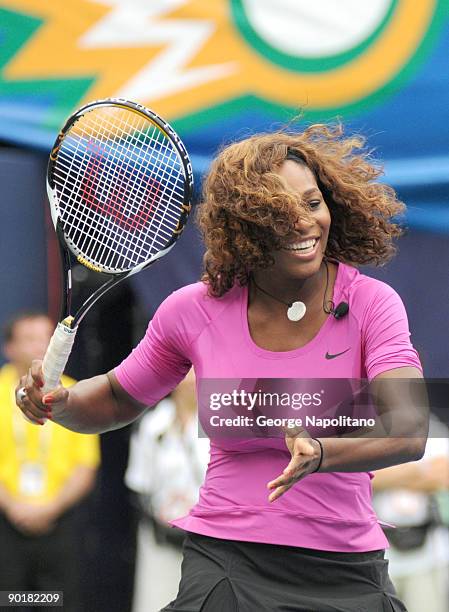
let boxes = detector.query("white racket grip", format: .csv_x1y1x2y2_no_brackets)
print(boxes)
42,323,78,392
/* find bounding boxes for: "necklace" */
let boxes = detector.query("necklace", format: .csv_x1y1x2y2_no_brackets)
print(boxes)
251,260,331,322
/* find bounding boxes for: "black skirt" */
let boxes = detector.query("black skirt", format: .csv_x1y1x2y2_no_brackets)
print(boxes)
161,532,406,612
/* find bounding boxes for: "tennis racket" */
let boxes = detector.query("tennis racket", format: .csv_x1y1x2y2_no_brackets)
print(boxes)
41,97,193,393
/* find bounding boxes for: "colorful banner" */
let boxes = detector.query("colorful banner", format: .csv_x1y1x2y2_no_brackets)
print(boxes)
0,1,445,139
1,0,449,229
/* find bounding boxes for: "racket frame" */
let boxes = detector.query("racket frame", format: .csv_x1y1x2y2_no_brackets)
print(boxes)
46,97,194,329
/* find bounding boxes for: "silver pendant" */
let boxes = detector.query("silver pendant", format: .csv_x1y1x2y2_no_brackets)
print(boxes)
287,301,306,322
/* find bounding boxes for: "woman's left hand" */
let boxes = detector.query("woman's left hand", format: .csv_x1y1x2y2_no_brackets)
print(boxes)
267,435,322,502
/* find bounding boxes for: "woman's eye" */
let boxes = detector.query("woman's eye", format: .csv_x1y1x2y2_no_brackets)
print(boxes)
308,199,321,210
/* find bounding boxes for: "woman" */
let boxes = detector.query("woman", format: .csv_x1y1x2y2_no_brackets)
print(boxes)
17,124,426,611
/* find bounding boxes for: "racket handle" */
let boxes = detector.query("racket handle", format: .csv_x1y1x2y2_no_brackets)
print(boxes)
42,323,78,392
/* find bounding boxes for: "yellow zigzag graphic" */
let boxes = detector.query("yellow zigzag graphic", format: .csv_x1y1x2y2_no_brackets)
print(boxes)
1,0,439,119
1,0,239,118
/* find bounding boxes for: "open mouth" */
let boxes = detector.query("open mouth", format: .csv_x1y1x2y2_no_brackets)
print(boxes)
283,237,319,255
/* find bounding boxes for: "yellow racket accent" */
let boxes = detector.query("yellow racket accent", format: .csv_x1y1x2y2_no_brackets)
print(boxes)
77,255,103,273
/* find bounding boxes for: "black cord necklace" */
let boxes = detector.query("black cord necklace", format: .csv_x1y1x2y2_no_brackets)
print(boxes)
251,260,332,322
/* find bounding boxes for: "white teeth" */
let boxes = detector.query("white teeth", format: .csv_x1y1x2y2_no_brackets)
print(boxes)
285,238,317,251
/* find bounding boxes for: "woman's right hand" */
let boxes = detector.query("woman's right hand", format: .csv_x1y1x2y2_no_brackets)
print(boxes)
15,359,69,425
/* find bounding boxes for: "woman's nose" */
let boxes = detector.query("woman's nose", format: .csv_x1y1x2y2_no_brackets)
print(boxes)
293,218,315,234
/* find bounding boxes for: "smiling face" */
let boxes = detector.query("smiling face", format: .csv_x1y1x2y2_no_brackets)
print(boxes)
270,159,331,280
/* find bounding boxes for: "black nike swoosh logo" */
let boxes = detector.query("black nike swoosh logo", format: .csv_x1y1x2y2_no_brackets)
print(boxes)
325,348,351,360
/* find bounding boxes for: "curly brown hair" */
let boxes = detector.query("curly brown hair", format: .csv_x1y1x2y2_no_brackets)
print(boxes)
197,123,405,297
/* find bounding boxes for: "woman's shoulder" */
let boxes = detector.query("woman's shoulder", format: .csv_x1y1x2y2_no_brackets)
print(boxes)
339,262,401,302
337,263,406,323
161,281,208,307
154,280,244,341
161,280,243,313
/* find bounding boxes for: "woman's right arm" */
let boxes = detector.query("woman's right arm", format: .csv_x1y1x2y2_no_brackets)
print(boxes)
16,288,196,433
16,362,147,434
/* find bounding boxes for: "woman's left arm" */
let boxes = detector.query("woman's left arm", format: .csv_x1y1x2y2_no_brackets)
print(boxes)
318,365,427,470
268,366,428,502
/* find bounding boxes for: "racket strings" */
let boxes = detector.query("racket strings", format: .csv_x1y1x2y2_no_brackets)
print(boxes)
52,106,186,272
73,113,172,265
63,111,183,216
56,121,181,213
57,113,181,268
55,152,176,269
55,117,179,270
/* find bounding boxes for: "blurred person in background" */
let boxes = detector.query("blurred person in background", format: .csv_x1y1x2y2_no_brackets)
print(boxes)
125,369,209,612
373,414,449,612
0,313,100,612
